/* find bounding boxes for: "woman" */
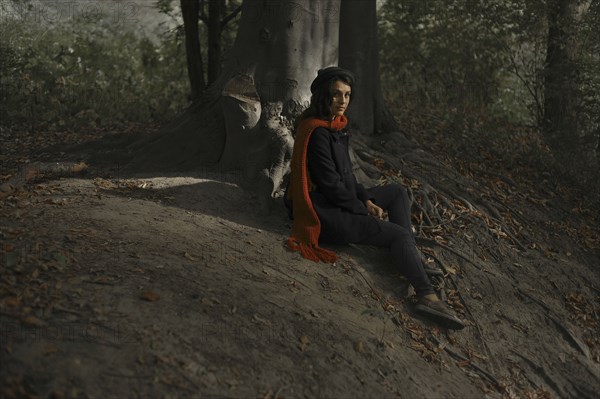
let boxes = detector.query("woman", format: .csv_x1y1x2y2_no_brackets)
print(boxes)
285,67,464,330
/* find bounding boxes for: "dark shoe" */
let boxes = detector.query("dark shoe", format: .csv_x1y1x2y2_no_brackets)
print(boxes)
415,297,465,330
421,254,443,276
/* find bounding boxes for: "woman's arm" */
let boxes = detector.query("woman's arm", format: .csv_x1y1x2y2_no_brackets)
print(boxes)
354,177,375,205
307,128,364,213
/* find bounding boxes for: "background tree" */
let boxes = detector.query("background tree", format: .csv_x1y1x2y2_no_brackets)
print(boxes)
378,0,598,191
339,0,396,135
543,0,594,167
181,0,205,100
177,0,242,100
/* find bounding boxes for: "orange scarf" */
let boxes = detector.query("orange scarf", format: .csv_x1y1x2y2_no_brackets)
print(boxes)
286,115,348,263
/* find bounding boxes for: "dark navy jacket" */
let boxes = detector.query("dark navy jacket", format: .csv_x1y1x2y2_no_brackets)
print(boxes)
285,126,382,244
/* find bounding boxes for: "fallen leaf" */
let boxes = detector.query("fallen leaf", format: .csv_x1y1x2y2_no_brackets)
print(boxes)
22,315,46,327
43,345,59,355
25,168,41,180
71,162,88,173
4,296,20,307
354,341,364,353
470,291,483,300
44,198,67,206
140,291,160,302
184,252,197,261
299,335,310,352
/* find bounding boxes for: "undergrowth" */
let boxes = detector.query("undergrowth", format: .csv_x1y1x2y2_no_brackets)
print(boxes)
0,12,189,131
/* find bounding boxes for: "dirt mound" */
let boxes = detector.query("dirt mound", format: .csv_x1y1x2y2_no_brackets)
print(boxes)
1,130,599,398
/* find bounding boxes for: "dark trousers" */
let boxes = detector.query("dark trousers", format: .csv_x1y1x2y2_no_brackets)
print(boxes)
355,184,435,297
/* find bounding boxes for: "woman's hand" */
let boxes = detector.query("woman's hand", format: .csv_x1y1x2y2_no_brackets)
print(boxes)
365,200,387,220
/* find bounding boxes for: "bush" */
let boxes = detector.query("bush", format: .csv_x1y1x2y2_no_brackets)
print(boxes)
0,2,189,131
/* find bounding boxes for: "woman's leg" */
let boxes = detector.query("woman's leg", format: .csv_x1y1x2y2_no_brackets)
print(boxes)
366,183,444,276
366,184,412,230
356,220,435,297
355,219,465,329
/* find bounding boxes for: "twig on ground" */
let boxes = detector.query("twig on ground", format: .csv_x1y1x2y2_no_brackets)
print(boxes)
415,236,495,275
430,335,504,392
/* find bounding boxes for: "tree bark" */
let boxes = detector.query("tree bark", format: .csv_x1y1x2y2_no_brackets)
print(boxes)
542,0,591,155
181,0,206,100
339,0,396,135
216,0,342,207
208,0,223,84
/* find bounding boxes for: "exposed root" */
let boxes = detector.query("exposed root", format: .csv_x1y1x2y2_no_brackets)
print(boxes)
430,335,504,393
0,161,88,199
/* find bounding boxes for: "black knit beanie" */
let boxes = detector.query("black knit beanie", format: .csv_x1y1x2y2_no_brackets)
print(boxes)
310,67,355,94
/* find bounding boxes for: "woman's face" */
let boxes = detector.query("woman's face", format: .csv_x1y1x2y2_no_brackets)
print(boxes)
330,80,351,117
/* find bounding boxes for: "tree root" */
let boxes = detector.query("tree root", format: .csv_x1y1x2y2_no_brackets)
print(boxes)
429,335,504,393
474,217,528,252
516,288,591,359
0,161,88,199
510,350,564,396
360,146,528,254
427,252,497,370
420,185,443,224
415,237,497,276
416,176,527,252
474,166,517,187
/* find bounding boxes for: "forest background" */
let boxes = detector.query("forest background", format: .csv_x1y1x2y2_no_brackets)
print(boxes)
1,0,598,195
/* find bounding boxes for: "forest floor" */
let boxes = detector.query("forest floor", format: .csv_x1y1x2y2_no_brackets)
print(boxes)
0,120,599,399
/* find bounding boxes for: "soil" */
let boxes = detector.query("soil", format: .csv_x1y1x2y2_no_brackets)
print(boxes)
1,125,599,398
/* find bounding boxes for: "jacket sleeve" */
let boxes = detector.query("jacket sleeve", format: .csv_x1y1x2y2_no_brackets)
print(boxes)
355,178,375,204
307,128,362,213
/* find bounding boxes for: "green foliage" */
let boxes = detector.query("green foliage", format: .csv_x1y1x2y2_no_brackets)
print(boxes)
378,0,598,135
378,0,551,123
380,1,502,108
378,0,599,192
0,2,189,130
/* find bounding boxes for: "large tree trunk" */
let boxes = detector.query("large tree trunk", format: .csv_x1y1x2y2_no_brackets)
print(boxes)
542,0,591,157
181,0,206,100
216,0,342,207
339,0,396,135
126,0,405,212
127,0,344,211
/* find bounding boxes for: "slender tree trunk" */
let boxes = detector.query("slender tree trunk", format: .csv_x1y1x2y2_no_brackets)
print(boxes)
208,0,223,84
339,0,396,135
542,0,591,154
181,0,206,100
